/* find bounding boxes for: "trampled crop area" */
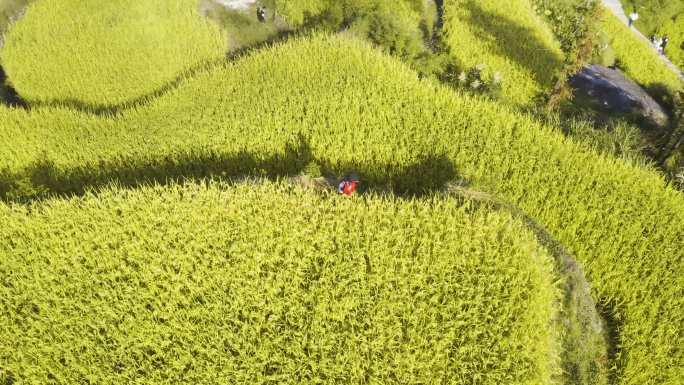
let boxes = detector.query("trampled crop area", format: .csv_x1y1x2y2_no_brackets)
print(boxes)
0,182,560,384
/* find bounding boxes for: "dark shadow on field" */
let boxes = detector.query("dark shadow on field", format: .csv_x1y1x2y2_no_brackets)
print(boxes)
642,82,680,164
0,136,457,203
434,0,444,30
316,154,458,197
422,0,445,53
0,65,26,108
450,185,611,385
644,82,676,112
225,28,295,60
459,1,562,86
0,136,312,203
597,299,625,385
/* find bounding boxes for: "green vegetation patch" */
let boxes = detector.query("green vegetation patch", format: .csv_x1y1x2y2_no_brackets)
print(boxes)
270,0,329,27
0,35,682,384
0,181,560,384
600,9,682,95
619,0,684,36
442,0,564,106
0,0,225,107
268,0,438,78
658,14,684,69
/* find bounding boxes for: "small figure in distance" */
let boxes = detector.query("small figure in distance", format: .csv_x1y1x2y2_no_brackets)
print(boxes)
257,6,266,22
628,9,638,28
661,35,669,55
654,36,663,54
338,174,360,196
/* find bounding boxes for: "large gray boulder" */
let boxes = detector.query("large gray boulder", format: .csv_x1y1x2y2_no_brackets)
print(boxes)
570,64,670,128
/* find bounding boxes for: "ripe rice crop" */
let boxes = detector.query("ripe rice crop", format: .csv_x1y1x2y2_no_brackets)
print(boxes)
0,35,682,384
441,0,564,105
0,0,225,107
0,181,560,384
600,9,682,94
270,0,329,27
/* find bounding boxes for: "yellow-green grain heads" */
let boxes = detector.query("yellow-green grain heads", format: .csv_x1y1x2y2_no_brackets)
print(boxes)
0,181,560,384
0,0,226,107
0,35,682,384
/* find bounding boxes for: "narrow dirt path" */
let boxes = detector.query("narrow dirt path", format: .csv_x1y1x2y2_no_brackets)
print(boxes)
601,0,628,22
601,0,684,79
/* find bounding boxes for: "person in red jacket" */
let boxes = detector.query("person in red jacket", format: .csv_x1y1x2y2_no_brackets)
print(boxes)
338,175,359,196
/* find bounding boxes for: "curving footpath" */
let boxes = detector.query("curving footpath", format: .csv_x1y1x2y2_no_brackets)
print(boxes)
601,0,684,79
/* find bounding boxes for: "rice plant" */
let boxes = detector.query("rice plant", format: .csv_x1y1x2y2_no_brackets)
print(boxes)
0,33,682,385
0,181,560,385
600,9,683,95
657,14,684,69
0,0,226,107
441,0,564,106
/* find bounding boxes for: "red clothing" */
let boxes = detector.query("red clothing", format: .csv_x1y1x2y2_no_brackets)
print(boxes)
338,180,358,196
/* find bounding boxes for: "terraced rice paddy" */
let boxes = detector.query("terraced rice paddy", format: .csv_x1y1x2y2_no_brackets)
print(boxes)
442,0,564,105
0,1,682,384
0,0,225,107
0,181,561,384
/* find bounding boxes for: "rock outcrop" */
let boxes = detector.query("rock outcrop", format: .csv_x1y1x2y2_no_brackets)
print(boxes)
570,64,670,128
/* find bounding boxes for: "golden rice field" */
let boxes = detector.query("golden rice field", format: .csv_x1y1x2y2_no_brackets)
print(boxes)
0,181,563,384
0,0,225,107
442,0,564,106
659,14,684,70
0,35,682,384
600,8,682,94
1,0,683,384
